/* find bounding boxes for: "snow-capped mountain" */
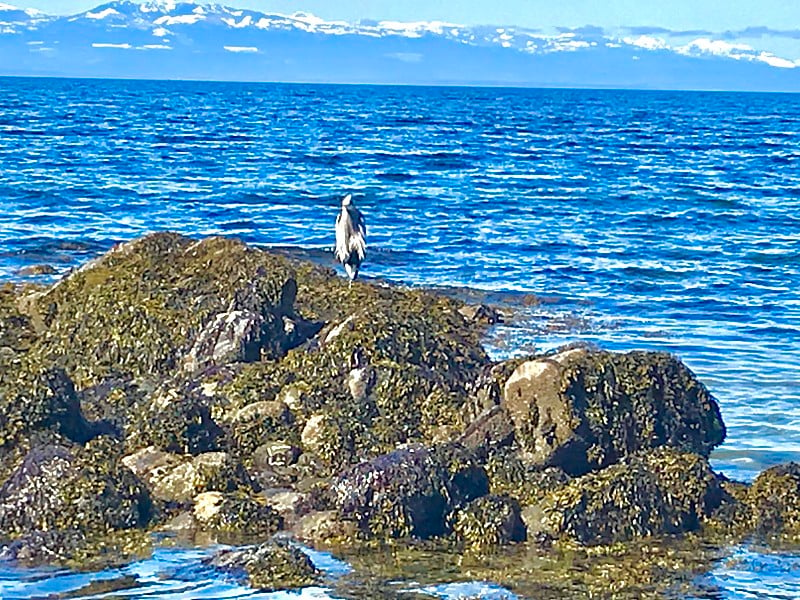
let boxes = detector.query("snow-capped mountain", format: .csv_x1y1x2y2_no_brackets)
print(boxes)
1,0,799,91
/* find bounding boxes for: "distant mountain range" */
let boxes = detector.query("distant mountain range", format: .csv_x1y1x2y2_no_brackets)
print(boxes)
1,0,799,91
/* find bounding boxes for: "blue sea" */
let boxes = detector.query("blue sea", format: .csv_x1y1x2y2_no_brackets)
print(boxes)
1,77,799,598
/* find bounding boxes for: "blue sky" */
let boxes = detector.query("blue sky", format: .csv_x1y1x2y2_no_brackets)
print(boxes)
19,0,800,57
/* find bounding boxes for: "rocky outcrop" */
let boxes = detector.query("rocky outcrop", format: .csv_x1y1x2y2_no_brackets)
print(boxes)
748,463,800,535
121,447,253,504
20,234,299,388
451,494,526,549
192,490,282,535
502,347,725,475
0,365,101,449
0,231,780,574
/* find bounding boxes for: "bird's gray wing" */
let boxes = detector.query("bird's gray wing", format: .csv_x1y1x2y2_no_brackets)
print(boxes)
349,208,367,261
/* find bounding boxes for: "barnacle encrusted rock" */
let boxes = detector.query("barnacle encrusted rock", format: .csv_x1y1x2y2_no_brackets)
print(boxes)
206,539,320,591
529,447,723,545
502,347,725,475
333,444,488,539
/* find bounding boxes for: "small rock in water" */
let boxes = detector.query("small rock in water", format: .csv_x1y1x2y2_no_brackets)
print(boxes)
206,539,320,591
15,264,57,276
459,303,504,325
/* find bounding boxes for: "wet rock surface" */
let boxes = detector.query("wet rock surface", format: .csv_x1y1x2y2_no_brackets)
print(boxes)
0,232,791,593
206,539,320,591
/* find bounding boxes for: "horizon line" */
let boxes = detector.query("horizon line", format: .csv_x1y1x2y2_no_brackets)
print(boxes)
2,73,799,95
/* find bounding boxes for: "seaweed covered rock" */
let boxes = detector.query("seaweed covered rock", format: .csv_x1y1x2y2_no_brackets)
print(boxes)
24,233,298,388
0,437,151,537
748,463,800,535
333,444,488,539
193,490,282,535
121,447,253,504
206,539,320,591
126,378,224,455
450,494,526,549
503,347,725,475
485,448,570,506
530,447,723,545
0,528,152,568
293,510,359,544
289,260,490,390
0,361,104,449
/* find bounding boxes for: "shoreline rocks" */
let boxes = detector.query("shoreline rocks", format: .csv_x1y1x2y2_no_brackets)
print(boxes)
0,231,796,592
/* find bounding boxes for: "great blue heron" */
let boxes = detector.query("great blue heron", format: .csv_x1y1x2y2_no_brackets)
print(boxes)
334,193,366,282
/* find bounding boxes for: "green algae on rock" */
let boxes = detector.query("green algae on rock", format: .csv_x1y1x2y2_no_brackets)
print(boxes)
0,437,151,537
0,528,153,570
748,462,800,537
333,444,488,540
450,494,526,550
206,539,320,591
193,490,283,535
530,447,723,545
0,231,772,572
484,448,570,506
23,233,298,388
121,447,254,504
0,363,99,449
503,347,726,475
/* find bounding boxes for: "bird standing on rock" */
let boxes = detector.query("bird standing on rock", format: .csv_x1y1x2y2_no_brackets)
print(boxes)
334,193,367,282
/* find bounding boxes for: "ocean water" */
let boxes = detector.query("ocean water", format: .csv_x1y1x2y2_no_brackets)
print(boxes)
1,76,799,598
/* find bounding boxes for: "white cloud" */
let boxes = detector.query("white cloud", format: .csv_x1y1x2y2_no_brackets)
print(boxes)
92,42,132,49
756,52,796,69
223,45,258,53
677,38,753,57
139,44,171,50
152,26,169,37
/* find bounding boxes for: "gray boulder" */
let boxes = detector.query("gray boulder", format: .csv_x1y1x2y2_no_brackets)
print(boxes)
502,347,725,475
